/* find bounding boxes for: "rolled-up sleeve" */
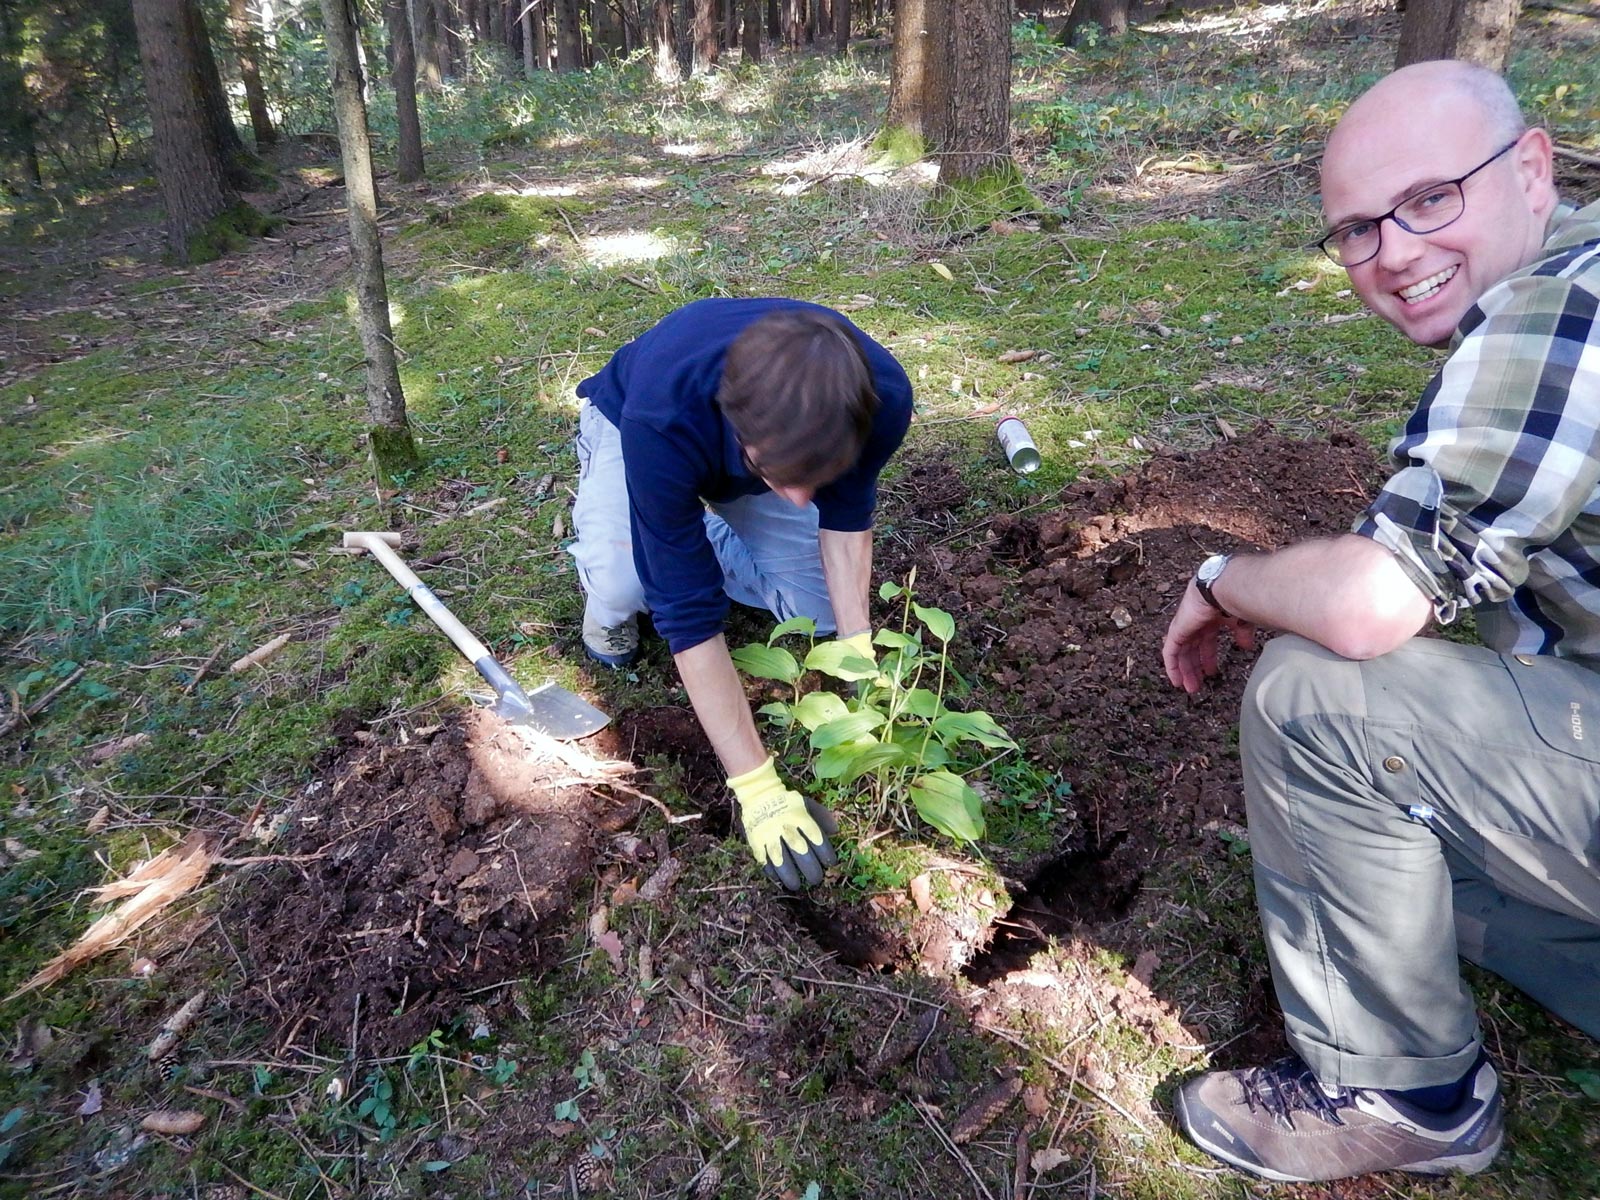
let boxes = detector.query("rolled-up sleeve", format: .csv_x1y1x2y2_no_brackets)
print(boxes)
1354,272,1600,624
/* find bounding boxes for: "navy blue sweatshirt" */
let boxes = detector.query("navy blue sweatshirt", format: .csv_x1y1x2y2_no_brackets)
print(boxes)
576,298,914,654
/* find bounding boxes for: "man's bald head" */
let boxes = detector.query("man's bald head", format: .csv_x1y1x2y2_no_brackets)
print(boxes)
1320,61,1557,347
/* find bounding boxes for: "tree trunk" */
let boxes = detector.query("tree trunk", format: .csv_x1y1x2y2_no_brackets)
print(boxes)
1396,0,1521,70
521,0,539,73
742,0,762,60
535,0,551,67
652,0,681,79
1060,0,1127,44
414,0,445,86
185,0,257,188
693,0,718,70
0,0,43,187
385,0,424,180
227,0,277,147
555,0,584,69
767,0,779,40
319,0,421,479
130,0,252,261
935,0,1024,204
724,0,738,55
834,0,849,52
883,0,933,148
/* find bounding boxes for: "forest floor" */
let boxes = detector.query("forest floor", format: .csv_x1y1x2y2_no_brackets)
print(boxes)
2,2,1600,1198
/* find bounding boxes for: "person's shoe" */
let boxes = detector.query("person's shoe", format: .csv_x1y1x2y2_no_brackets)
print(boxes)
582,608,638,669
1174,1055,1503,1183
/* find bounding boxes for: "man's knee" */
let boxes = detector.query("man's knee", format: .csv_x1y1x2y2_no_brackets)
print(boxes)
1242,635,1360,742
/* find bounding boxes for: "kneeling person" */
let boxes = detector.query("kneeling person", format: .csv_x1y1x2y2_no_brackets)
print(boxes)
568,298,914,889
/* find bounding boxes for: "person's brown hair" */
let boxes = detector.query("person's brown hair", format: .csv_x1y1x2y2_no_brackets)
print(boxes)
717,309,880,488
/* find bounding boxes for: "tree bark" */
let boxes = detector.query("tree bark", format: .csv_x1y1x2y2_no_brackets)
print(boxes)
385,0,424,181
520,0,538,73
413,0,445,86
742,0,762,60
227,0,277,147
834,0,849,52
0,0,43,187
693,0,718,70
1396,0,1522,70
884,0,933,143
130,0,249,261
1060,0,1127,43
767,0,779,40
725,0,739,55
652,0,681,79
935,0,1021,195
555,0,584,69
185,0,256,188
319,0,420,479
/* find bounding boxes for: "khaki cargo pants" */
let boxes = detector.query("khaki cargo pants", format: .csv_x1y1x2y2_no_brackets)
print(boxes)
1243,634,1600,1091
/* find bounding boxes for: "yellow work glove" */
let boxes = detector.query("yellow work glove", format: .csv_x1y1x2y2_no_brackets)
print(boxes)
837,630,877,665
728,757,839,890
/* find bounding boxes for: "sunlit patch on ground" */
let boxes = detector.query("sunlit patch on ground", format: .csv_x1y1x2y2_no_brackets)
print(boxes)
575,230,680,266
760,139,936,196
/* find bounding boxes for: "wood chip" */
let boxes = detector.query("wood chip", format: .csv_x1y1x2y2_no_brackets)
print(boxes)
140,1109,205,1135
227,633,290,674
997,349,1038,363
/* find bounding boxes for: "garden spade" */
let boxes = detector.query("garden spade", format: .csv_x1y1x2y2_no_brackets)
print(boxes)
342,531,609,740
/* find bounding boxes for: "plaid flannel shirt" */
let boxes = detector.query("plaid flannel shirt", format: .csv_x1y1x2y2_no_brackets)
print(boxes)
1355,199,1600,661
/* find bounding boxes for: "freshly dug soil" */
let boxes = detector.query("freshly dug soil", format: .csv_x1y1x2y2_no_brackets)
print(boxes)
232,709,643,1052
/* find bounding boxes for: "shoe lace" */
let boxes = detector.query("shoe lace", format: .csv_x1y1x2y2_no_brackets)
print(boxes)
595,623,633,653
1241,1058,1361,1129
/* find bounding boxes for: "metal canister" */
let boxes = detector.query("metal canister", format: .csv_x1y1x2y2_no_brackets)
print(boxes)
996,416,1041,474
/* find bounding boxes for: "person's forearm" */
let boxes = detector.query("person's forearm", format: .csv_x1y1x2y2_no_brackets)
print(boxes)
819,528,873,637
1210,534,1431,659
674,634,767,777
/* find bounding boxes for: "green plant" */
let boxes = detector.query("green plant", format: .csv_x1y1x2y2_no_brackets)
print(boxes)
356,1071,399,1139
731,576,1016,842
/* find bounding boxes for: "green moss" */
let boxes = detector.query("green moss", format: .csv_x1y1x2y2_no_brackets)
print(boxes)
925,160,1036,231
869,123,926,167
368,421,425,484
183,201,278,265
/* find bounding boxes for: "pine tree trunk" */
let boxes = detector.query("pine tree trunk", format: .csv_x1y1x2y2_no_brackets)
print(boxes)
186,0,256,188
742,0,762,61
0,0,43,187
883,0,933,147
1396,0,1521,70
920,0,952,153
556,0,584,69
936,0,1023,201
535,0,551,67
227,0,277,146
319,0,420,479
834,0,849,53
131,0,250,261
724,0,739,56
413,0,444,86
767,0,779,40
521,0,538,73
653,0,681,77
693,0,718,70
385,0,424,180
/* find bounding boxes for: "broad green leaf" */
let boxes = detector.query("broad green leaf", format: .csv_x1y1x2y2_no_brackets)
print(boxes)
768,616,817,644
804,640,877,681
889,725,949,768
755,701,794,727
0,1107,21,1135
900,687,940,719
877,580,904,601
910,770,985,841
423,1161,452,1172
814,738,879,780
1569,1068,1600,1100
811,709,887,749
730,643,800,684
873,629,917,650
932,710,1016,749
839,742,914,784
913,603,955,643
792,691,850,731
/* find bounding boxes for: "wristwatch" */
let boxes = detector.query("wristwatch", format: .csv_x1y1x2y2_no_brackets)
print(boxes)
1195,554,1233,617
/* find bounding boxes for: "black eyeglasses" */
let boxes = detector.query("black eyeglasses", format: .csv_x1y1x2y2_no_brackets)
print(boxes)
1318,137,1522,268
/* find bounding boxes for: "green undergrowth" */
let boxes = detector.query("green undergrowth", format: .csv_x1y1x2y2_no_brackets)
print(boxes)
2,5,1598,1196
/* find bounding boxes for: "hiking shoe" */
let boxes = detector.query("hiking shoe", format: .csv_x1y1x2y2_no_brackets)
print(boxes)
1174,1055,1503,1183
582,608,638,669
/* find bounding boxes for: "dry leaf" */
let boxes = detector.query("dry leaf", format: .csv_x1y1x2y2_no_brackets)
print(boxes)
1131,950,1161,989
1215,417,1238,440
90,733,150,764
86,807,112,834
594,930,624,968
997,349,1038,364
1030,1147,1071,1174
930,262,954,282
77,1080,104,1117
637,856,682,903
141,1110,205,1136
587,905,609,941
909,873,933,914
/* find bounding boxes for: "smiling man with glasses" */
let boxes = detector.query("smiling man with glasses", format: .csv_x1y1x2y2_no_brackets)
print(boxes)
1161,60,1600,1182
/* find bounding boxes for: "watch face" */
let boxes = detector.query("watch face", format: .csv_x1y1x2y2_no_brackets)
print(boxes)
1198,554,1228,583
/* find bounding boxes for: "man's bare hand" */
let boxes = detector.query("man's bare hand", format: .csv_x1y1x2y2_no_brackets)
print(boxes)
1163,580,1257,693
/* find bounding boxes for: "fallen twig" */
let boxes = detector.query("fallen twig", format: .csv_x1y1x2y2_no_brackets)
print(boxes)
913,1100,999,1200
0,666,87,737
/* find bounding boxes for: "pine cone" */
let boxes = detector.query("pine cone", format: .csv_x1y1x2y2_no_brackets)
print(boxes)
574,1153,606,1194
691,1162,722,1200
951,1075,1024,1144
872,1006,940,1073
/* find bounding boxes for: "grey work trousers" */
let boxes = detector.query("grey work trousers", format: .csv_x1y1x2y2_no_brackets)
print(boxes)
1242,634,1600,1091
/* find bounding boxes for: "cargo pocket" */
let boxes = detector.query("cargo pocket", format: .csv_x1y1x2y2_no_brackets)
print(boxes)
1500,652,1600,764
